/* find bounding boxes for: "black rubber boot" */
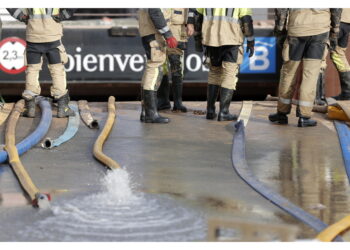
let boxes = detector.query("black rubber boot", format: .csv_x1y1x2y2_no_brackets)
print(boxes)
218,87,237,121
140,103,145,122
157,75,171,110
57,92,75,118
23,97,36,118
334,71,350,100
298,116,317,127
140,87,145,122
144,90,169,123
206,84,220,120
268,112,288,124
172,76,187,112
315,72,326,105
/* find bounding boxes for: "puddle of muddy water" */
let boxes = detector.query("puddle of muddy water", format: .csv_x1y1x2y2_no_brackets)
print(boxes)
3,169,206,241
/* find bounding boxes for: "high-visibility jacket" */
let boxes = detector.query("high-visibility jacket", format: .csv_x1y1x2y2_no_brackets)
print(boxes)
138,8,172,42
341,8,350,23
287,9,331,37
7,8,74,43
196,8,253,47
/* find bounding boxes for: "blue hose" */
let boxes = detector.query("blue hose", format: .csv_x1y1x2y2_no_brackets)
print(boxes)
334,121,350,182
42,102,79,149
231,120,342,241
0,98,52,163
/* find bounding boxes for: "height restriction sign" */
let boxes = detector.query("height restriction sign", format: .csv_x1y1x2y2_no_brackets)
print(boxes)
0,37,26,74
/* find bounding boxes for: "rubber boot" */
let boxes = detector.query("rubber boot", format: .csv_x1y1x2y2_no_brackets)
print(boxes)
140,103,146,122
140,87,145,122
334,71,350,100
206,84,220,120
172,76,187,112
57,92,75,118
23,97,36,118
315,72,326,105
268,112,288,124
218,87,237,121
157,75,171,110
144,90,169,123
298,116,317,127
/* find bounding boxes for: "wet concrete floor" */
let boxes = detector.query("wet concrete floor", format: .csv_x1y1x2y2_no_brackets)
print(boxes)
0,101,349,241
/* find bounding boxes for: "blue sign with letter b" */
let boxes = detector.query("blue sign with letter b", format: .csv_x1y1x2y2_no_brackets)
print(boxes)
240,37,276,74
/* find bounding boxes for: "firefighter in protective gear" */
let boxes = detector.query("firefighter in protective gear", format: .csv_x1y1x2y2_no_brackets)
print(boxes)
138,8,178,123
330,9,350,100
7,8,76,118
157,8,195,112
269,8,342,127
195,8,255,121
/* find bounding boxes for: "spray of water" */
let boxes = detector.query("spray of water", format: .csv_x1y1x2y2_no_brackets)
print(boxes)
16,168,206,241
94,168,138,205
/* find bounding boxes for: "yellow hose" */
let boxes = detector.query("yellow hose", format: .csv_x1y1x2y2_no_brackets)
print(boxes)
93,96,120,169
4,100,39,201
316,215,350,241
0,103,14,126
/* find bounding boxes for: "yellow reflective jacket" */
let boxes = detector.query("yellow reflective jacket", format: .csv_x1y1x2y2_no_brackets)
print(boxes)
196,8,253,46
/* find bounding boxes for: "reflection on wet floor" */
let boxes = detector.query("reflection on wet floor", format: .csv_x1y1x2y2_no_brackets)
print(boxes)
1,102,350,241
278,138,350,239
249,104,350,240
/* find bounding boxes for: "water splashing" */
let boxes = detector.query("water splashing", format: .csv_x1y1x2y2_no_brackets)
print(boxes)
16,169,206,241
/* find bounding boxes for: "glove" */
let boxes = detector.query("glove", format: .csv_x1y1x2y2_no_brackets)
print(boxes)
329,31,338,51
166,36,178,49
52,14,63,23
246,40,255,57
194,35,203,52
274,29,287,49
19,14,28,24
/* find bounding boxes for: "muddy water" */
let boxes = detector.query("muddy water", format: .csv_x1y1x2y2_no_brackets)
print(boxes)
1,169,206,241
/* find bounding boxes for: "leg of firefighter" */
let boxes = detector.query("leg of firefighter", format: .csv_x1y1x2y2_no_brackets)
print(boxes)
206,64,221,120
331,46,350,100
315,59,327,105
218,61,238,121
169,52,187,112
142,59,169,123
22,56,43,118
157,61,171,110
269,60,301,124
298,59,322,127
47,45,74,118
48,63,74,117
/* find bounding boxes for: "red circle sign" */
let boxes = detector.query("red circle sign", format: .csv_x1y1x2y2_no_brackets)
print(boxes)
0,37,27,74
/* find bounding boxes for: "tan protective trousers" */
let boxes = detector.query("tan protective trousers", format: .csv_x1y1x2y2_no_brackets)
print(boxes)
278,59,322,117
142,40,167,91
22,43,69,100
207,62,239,90
23,63,68,100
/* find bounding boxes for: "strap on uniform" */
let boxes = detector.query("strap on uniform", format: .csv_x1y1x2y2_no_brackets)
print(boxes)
206,8,213,16
46,8,53,15
226,8,234,17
